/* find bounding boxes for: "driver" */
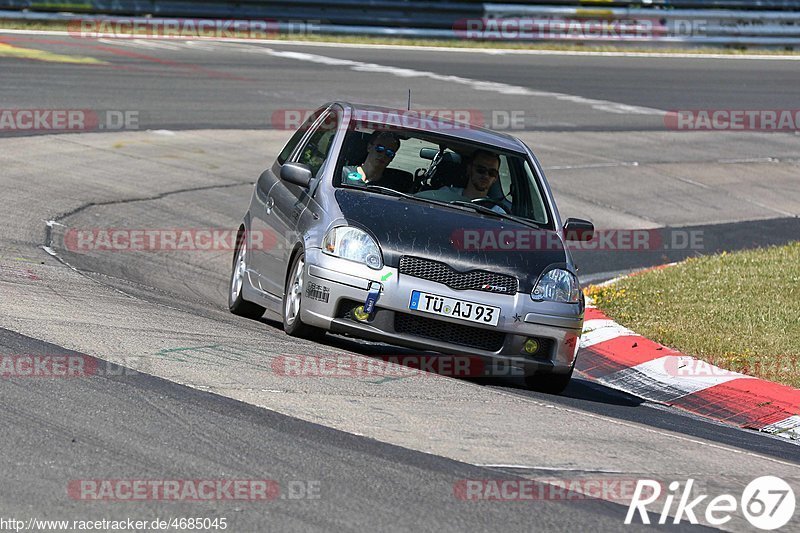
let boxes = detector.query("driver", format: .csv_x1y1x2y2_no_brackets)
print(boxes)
416,149,506,213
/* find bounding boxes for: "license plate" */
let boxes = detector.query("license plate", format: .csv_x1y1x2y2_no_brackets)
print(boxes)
408,290,500,327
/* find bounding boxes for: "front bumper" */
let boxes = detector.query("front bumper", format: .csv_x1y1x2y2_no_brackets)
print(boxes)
300,248,583,375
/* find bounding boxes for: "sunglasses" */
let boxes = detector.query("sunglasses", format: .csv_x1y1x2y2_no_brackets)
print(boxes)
373,144,397,160
474,164,499,178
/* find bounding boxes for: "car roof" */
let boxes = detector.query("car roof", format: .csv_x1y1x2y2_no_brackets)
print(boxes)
335,101,529,154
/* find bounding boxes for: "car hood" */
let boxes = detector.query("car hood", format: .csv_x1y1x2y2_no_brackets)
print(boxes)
334,188,568,293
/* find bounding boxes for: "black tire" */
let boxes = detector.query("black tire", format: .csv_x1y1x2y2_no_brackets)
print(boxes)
524,366,574,395
283,251,325,340
229,232,266,318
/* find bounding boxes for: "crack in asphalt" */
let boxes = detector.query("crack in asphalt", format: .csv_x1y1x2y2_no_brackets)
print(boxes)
40,180,254,308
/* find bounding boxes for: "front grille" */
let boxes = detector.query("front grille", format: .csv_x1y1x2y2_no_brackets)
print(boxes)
394,312,505,352
398,256,518,294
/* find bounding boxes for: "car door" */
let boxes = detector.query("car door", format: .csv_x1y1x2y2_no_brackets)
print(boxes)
250,107,329,296
253,107,339,297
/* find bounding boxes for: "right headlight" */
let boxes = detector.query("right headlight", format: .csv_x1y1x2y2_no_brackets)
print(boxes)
322,226,383,270
531,269,580,304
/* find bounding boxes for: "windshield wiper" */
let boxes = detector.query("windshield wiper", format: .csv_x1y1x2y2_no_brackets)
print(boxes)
348,186,543,228
356,184,462,209
343,183,416,200
448,201,542,230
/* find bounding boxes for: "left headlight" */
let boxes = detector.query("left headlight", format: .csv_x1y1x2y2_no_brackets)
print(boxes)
322,226,383,270
531,269,580,304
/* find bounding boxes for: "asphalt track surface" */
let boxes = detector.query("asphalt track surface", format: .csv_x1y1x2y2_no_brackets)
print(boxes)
1,32,799,531
1,34,799,132
2,327,659,531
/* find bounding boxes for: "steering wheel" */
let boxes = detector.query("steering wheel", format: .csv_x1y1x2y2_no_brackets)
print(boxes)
471,197,509,213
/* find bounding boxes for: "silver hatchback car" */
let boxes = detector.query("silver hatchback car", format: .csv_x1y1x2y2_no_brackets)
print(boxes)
229,102,594,394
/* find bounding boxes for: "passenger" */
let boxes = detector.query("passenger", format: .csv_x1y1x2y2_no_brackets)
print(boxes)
342,131,408,190
416,149,507,213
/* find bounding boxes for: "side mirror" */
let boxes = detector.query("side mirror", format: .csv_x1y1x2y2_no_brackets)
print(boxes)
563,218,594,242
280,162,313,188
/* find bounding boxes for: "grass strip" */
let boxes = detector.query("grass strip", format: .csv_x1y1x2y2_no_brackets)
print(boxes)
586,242,800,388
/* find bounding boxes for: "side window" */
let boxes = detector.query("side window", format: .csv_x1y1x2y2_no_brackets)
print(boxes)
521,160,549,226
296,111,339,178
277,110,324,165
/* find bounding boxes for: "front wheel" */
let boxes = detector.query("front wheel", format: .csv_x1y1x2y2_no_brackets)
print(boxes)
524,366,573,395
283,251,324,340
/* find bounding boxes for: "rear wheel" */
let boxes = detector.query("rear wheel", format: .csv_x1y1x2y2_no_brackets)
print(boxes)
229,233,266,318
283,251,324,340
524,366,573,395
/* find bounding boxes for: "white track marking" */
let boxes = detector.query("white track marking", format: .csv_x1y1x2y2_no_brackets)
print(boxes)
98,38,183,50
762,416,800,440
546,161,639,170
580,319,637,348
718,157,779,164
675,176,712,189
130,38,184,50
625,355,753,396
184,40,225,51
97,38,142,47
262,49,666,114
9,29,789,116
475,464,628,473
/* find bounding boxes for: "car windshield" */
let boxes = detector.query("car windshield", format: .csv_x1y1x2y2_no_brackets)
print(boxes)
335,127,551,228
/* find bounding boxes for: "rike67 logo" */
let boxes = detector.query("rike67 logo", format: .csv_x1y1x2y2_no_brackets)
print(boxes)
626,476,795,530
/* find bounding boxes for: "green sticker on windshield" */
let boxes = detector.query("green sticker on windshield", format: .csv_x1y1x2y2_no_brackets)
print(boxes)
346,171,362,181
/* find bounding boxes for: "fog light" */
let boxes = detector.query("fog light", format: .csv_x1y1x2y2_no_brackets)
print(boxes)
352,306,370,321
523,338,541,355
